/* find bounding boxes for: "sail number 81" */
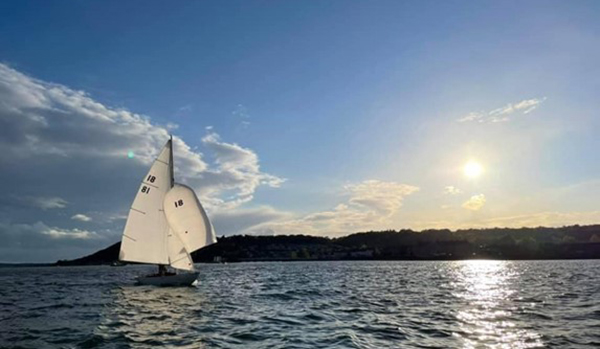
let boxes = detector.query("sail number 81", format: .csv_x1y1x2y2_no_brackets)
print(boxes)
174,199,184,208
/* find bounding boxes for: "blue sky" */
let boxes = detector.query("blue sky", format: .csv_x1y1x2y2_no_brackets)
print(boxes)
1,1,600,262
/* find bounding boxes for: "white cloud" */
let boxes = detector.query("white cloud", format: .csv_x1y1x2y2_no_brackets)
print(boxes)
106,214,127,222
462,194,486,211
458,98,546,123
21,196,68,210
0,63,203,167
410,211,600,231
43,227,98,239
165,122,179,130
0,63,282,211
0,221,109,262
248,180,419,236
232,104,250,119
178,104,193,113
212,206,291,235
473,211,600,228
345,180,419,216
457,112,483,123
444,186,462,195
196,132,285,210
175,104,193,117
0,63,284,262
71,214,92,222
232,104,251,129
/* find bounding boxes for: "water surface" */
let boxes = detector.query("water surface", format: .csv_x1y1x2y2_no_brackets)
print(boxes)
1,260,599,348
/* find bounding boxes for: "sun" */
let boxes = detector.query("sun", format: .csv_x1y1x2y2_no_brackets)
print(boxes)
464,160,483,178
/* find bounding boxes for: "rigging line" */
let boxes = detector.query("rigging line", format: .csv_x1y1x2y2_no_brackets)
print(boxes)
130,207,146,214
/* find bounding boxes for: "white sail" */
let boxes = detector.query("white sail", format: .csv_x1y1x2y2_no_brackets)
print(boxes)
163,184,216,253
209,221,218,245
167,228,194,271
119,140,173,265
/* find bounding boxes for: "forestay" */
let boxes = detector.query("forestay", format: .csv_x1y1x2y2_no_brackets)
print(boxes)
119,140,173,265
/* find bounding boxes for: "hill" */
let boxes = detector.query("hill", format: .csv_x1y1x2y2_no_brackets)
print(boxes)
55,242,121,266
56,225,600,265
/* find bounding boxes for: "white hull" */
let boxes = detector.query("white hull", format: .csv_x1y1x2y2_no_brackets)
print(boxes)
136,272,199,287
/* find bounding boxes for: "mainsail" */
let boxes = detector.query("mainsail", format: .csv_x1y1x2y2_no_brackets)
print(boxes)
119,140,173,265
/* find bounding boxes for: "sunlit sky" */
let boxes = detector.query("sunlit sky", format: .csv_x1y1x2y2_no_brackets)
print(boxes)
1,1,600,262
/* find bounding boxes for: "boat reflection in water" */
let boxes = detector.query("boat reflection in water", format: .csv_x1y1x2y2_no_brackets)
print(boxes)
96,285,210,348
451,260,544,349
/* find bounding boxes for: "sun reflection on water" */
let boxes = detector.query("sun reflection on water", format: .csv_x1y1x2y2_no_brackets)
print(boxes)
452,260,544,349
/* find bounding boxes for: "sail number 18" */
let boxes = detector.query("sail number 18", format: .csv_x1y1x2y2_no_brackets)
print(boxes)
174,199,184,208
140,175,156,194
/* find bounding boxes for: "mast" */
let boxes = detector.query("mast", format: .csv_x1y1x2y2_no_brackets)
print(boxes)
160,135,175,276
169,135,174,188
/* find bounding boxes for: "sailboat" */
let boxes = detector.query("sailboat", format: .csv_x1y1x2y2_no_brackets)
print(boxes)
119,137,216,286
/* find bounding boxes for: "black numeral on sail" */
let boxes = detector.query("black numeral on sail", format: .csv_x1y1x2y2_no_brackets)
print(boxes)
174,199,184,207
146,175,156,183
141,186,150,194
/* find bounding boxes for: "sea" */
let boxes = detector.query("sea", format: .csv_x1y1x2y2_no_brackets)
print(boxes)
0,260,599,348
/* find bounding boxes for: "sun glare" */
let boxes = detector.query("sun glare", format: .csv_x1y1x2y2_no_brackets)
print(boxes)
464,161,483,178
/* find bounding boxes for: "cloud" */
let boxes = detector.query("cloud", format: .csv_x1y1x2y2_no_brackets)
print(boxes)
232,104,251,129
71,214,92,222
248,180,419,236
0,64,205,167
20,196,68,210
410,211,600,231
462,194,486,211
0,221,108,263
444,186,462,195
458,98,546,123
175,104,193,117
473,211,600,228
0,63,282,210
197,132,285,210
0,63,284,262
232,104,250,119
212,206,291,235
178,104,193,113
42,227,98,239
345,180,419,216
165,122,179,130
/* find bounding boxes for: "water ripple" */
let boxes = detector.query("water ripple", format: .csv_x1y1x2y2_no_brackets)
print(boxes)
0,261,599,348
